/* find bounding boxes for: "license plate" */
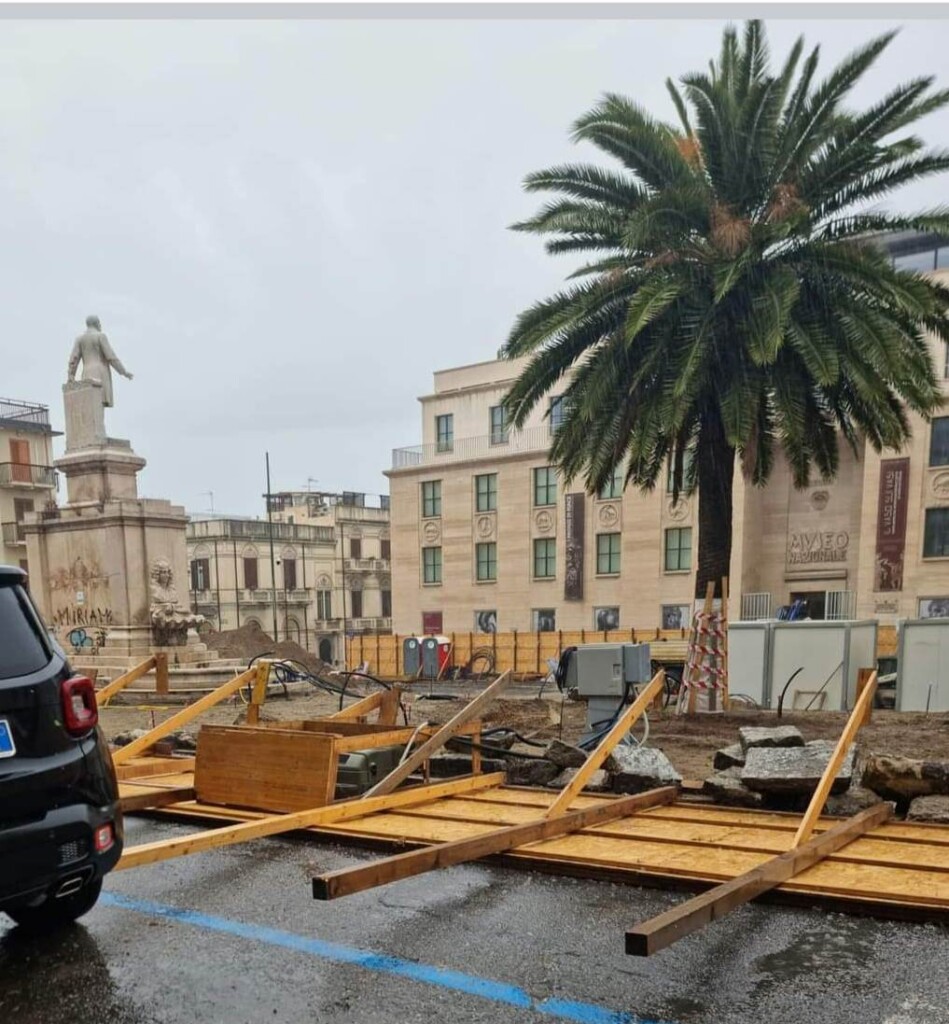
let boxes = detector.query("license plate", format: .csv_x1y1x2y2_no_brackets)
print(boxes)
0,719,15,758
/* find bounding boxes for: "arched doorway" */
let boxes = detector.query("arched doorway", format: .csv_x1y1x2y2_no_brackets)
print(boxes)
319,638,333,663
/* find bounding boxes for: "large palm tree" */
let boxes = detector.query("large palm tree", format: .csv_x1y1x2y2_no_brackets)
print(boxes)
502,20,949,599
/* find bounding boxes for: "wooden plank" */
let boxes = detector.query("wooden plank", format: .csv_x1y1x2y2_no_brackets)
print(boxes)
363,671,512,797
793,671,878,846
114,756,196,780
545,669,665,818
120,786,196,813
625,802,893,955
193,725,339,813
245,660,271,726
96,656,156,706
112,666,260,764
312,787,678,900
154,652,169,696
377,686,402,726
116,772,506,871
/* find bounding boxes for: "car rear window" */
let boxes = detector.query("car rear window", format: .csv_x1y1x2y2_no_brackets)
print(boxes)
0,585,51,679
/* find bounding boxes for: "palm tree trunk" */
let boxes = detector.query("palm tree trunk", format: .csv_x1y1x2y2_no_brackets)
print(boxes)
695,413,736,601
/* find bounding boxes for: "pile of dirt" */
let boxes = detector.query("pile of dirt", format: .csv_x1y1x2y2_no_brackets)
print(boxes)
202,623,329,676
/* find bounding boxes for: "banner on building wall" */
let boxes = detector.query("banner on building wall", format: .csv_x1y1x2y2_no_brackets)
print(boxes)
422,611,443,634
874,457,910,592
564,492,585,601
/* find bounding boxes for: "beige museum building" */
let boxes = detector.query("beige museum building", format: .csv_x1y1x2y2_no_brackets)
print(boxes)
386,235,949,636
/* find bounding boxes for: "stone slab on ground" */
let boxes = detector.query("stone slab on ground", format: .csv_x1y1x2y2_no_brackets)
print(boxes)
610,745,681,794
428,754,509,778
862,755,949,802
907,795,949,823
824,785,884,817
546,767,612,792
741,740,854,796
738,726,805,753
713,743,746,770
506,759,561,787
545,739,588,769
703,766,763,808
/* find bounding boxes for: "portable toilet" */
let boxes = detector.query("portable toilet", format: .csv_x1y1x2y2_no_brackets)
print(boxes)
421,635,452,679
402,636,422,676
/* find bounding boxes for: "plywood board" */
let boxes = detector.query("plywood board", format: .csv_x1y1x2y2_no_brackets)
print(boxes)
193,726,338,813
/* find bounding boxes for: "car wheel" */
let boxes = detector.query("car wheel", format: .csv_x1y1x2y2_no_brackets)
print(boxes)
7,879,102,934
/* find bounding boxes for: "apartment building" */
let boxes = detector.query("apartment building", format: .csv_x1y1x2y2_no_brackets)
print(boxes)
0,398,59,575
385,235,949,634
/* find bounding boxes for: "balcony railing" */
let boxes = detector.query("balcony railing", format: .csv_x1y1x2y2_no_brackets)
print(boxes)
740,592,772,621
187,518,334,544
344,558,390,572
392,423,553,469
1,522,25,546
0,398,51,429
0,463,57,488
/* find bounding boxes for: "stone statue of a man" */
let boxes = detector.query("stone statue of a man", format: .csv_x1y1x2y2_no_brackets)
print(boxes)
67,315,133,408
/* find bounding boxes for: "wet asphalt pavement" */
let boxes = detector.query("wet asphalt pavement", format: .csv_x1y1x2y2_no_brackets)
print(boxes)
3,814,949,1024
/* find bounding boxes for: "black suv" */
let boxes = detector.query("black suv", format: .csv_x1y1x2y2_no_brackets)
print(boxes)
0,565,123,932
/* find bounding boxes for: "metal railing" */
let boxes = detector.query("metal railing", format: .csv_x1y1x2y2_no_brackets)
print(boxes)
344,558,390,572
740,592,772,620
392,423,554,469
0,398,51,429
186,518,334,544
1,522,25,546
826,590,856,621
0,463,57,488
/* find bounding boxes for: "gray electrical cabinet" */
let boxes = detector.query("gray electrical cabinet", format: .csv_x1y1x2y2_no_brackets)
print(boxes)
402,637,421,675
570,643,652,698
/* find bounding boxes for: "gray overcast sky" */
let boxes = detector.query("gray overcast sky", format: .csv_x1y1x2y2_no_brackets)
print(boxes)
5,15,949,516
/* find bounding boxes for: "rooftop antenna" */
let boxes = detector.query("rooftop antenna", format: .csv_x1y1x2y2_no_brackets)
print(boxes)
200,490,215,514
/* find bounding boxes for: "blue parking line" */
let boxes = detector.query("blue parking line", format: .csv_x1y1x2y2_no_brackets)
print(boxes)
100,891,668,1024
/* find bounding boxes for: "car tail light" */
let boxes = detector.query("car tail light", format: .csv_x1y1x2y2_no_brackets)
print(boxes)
93,823,114,853
61,676,98,736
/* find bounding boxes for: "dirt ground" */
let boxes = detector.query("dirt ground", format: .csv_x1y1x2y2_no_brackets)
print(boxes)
99,680,949,781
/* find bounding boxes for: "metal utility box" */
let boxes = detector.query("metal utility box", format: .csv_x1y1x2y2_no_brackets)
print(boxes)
421,635,452,679
727,620,878,710
897,618,949,711
571,643,652,698
335,745,405,799
402,637,422,676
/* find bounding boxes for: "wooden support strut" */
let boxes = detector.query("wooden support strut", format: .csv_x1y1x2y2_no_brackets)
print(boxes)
112,664,268,764
545,669,665,819
313,786,679,901
119,786,197,814
362,670,513,798
95,655,157,706
328,685,402,726
625,670,883,956
625,803,893,956
115,772,506,871
245,660,271,726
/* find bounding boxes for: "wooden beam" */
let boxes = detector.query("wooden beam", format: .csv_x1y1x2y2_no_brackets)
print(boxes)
625,802,893,956
329,687,399,723
154,652,169,696
792,670,878,847
377,686,402,726
114,756,195,781
313,786,679,900
120,786,196,813
245,660,271,726
116,772,506,871
96,656,156,706
362,671,513,798
112,665,261,764
545,669,666,819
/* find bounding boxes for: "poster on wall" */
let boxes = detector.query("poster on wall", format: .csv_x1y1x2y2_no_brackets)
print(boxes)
874,458,910,592
919,597,949,619
662,604,692,630
594,607,619,631
475,609,498,633
421,611,443,635
564,492,585,601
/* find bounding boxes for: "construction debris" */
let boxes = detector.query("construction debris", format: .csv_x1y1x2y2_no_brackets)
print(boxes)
712,743,745,770
702,766,764,808
738,725,804,751
610,745,681,794
547,767,611,792
741,740,856,797
906,795,949,823
862,754,949,803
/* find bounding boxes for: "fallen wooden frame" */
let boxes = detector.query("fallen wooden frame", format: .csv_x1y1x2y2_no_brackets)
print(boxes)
96,653,169,706
328,685,403,726
625,671,881,955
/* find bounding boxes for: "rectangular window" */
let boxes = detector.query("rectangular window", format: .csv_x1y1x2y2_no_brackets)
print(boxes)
489,405,509,445
350,590,363,618
596,533,621,575
533,467,557,507
549,395,567,435
598,467,624,500
190,558,210,592
664,527,693,572
283,558,297,590
930,417,949,467
924,508,949,558
436,414,454,452
475,542,497,581
350,537,362,559
594,607,620,631
243,557,259,590
667,449,696,493
421,480,442,518
423,546,442,584
475,473,498,512
533,538,556,579
317,590,332,620
381,590,392,618
532,608,556,632
380,539,391,561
